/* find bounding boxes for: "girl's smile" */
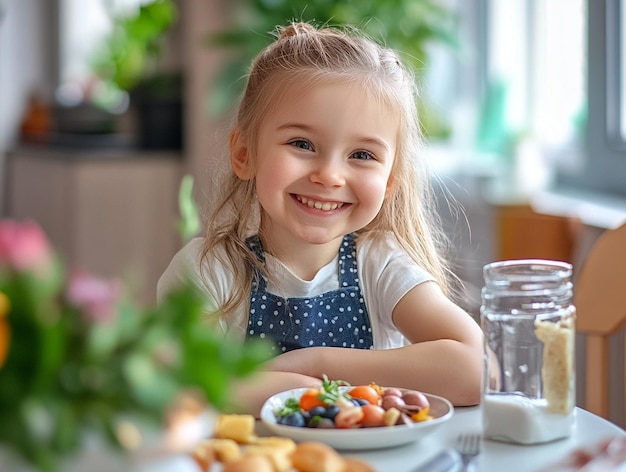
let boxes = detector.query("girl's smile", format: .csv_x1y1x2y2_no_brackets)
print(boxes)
293,194,346,212
240,80,398,260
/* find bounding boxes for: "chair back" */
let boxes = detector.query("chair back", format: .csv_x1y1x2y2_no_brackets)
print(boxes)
575,222,626,427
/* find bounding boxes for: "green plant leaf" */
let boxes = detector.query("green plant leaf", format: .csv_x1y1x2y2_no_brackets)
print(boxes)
90,0,178,92
205,0,458,130
177,175,201,243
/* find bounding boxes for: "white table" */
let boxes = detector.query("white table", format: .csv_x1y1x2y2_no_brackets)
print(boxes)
144,405,626,472
341,406,626,472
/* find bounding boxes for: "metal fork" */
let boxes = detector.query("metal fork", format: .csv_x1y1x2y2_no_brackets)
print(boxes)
456,433,481,471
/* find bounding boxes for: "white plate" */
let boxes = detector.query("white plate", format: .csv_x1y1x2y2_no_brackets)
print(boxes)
260,387,454,450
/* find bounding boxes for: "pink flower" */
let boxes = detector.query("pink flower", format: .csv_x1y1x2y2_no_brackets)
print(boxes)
66,270,122,323
0,219,53,274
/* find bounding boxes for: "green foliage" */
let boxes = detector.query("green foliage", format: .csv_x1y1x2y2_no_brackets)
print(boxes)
206,0,457,137
0,216,270,471
177,175,201,244
91,0,178,92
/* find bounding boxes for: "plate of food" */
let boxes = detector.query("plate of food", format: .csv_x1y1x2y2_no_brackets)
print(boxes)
260,378,453,450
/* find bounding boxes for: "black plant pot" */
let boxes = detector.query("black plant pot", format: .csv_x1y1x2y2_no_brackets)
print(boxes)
135,98,183,150
131,73,184,151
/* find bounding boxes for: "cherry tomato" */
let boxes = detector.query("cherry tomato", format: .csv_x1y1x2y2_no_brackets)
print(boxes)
360,404,386,427
299,389,326,411
348,385,381,406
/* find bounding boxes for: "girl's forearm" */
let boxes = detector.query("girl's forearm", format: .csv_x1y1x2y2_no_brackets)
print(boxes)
226,371,323,418
270,341,482,406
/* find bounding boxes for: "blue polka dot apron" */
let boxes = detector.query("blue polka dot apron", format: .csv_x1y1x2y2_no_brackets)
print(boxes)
245,233,373,355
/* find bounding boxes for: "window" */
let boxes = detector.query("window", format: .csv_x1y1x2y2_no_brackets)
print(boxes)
425,0,588,195
610,0,626,147
530,1,586,155
476,0,625,197
561,0,626,196
616,0,626,143
478,0,586,175
435,0,626,198
57,0,147,108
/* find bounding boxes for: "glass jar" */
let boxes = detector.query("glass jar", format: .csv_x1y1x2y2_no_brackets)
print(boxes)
481,259,576,444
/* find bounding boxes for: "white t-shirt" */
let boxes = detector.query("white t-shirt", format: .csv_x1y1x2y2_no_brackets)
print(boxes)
157,233,435,349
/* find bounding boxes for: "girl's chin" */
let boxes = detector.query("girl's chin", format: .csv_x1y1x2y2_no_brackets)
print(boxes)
280,228,347,246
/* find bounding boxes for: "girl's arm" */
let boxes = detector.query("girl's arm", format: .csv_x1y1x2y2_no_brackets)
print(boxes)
226,371,323,417
266,281,483,406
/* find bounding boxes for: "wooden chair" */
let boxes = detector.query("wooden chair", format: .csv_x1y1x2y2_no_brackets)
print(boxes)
575,222,626,427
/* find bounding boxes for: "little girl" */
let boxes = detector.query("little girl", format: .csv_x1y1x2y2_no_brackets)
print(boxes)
158,22,483,415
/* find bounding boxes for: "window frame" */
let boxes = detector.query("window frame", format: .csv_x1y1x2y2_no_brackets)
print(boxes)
557,0,626,197
607,0,625,149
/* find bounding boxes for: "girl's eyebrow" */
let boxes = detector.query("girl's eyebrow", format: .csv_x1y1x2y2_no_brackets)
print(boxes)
276,122,313,132
358,136,392,153
276,123,392,153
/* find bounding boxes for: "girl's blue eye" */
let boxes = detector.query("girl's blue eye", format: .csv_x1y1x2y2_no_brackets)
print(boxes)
289,139,313,151
351,150,374,161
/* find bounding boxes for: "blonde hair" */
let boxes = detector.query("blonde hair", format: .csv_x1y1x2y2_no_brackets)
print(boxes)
202,22,454,318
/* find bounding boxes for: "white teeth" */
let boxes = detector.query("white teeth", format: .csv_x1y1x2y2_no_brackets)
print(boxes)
296,195,344,211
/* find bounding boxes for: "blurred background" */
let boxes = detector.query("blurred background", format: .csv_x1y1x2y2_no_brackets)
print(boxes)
0,0,625,428
0,0,625,310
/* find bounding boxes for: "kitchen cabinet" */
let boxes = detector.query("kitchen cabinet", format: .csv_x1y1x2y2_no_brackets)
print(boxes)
5,146,183,306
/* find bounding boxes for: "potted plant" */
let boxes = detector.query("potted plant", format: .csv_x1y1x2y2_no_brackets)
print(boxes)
0,179,268,471
90,0,183,150
206,0,458,139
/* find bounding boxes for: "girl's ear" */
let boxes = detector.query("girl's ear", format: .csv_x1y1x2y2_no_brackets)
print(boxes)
230,129,254,180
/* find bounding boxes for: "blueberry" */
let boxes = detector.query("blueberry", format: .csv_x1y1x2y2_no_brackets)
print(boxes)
353,398,369,406
309,406,326,417
278,412,306,427
322,404,340,420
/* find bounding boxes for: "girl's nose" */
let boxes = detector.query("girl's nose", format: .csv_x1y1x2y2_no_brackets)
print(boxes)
309,157,346,187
